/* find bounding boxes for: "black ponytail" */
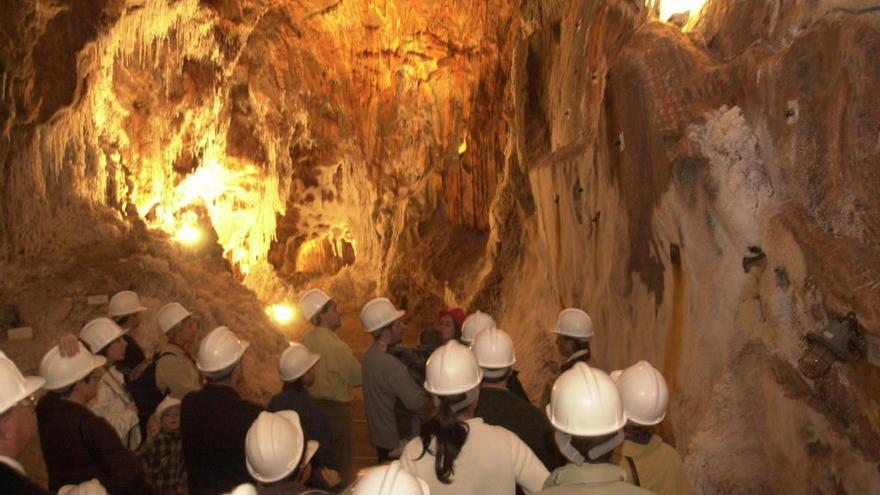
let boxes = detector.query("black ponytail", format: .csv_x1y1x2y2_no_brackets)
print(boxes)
416,393,470,484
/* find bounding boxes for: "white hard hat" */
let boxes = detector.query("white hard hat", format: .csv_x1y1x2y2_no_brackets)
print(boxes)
79,318,127,354
471,327,516,378
196,326,250,373
222,484,258,495
360,298,405,333
461,311,496,344
39,343,106,391
58,479,108,495
610,369,622,383
157,302,192,334
108,290,147,318
246,410,308,483
616,360,669,426
154,396,181,419
546,362,626,437
352,461,430,495
298,288,332,321
553,308,594,340
0,351,45,415
278,343,321,382
424,340,483,395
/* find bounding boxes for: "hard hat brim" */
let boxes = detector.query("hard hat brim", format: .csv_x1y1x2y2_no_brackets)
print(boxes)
480,366,512,379
476,356,516,369
42,355,107,391
545,403,627,437
626,411,666,427
196,340,250,373
280,353,321,382
88,328,130,354
423,372,483,396
0,375,46,415
363,310,406,333
108,305,147,318
22,375,46,398
159,307,193,334
551,327,594,339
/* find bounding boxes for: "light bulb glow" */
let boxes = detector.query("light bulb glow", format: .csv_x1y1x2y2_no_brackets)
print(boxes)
175,225,202,245
266,304,296,325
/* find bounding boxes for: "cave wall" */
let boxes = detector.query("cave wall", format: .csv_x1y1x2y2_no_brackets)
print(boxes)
484,0,880,492
2,0,880,493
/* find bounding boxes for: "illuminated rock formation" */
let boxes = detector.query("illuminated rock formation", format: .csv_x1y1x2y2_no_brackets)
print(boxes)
1,0,879,492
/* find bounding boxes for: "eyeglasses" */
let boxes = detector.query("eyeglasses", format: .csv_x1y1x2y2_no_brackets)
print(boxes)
19,394,37,408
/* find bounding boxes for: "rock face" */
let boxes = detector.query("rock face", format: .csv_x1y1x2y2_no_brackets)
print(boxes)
2,0,879,493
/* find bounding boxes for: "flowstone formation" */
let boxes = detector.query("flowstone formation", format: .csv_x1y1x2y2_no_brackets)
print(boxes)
2,0,879,492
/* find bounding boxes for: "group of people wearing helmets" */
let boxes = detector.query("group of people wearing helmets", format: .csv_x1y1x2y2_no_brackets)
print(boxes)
0,286,691,495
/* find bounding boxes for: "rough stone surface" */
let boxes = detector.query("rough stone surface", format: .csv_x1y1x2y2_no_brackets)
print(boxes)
2,0,880,493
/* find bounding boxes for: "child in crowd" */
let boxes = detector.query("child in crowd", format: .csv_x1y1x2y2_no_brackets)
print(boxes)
138,397,187,495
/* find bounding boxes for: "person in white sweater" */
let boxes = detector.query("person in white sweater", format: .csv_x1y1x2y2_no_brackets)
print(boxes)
400,341,549,495
79,318,142,450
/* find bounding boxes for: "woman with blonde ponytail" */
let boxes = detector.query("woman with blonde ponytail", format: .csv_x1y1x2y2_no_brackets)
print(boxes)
400,341,549,495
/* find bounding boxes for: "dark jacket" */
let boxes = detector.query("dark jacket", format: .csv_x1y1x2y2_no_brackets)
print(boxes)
560,348,591,373
180,384,262,495
259,480,328,495
0,462,51,495
507,370,530,403
268,386,335,469
119,334,146,378
35,394,150,494
474,386,560,470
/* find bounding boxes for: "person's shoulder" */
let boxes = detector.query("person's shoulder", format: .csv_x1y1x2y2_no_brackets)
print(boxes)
400,435,424,459
237,396,264,415
653,438,686,465
468,417,505,435
619,482,657,494
158,342,185,356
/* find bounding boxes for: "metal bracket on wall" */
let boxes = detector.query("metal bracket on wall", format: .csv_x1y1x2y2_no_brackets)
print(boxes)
785,100,799,125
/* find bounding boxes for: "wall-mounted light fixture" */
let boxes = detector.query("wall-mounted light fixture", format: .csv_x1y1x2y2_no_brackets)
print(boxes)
742,246,766,274
798,312,864,379
266,304,296,325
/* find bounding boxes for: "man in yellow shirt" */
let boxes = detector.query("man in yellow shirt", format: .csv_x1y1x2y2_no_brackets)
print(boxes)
297,288,362,486
155,302,202,399
612,361,692,495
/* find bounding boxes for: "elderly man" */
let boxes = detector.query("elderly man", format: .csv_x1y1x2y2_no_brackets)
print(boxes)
360,297,427,462
36,344,149,494
0,351,48,494
297,288,361,484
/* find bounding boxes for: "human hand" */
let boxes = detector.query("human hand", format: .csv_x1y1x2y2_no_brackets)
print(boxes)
319,467,341,488
58,334,80,357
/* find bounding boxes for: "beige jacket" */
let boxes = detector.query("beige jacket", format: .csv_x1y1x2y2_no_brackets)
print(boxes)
536,463,656,495
613,436,692,495
155,342,201,399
